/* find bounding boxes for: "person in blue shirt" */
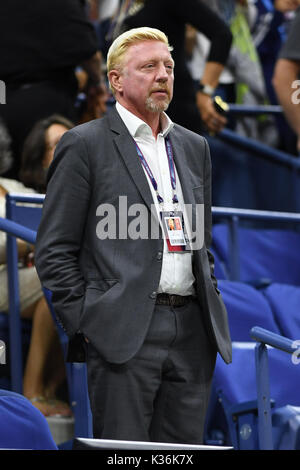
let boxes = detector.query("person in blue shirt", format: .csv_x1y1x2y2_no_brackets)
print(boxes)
0,389,57,450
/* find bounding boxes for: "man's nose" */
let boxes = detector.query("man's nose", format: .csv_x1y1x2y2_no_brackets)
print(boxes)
156,63,169,81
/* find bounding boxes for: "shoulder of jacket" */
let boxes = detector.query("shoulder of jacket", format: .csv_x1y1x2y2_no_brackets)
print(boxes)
70,116,109,139
172,123,207,146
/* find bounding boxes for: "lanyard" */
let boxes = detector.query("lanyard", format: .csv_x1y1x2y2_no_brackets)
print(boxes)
135,136,179,208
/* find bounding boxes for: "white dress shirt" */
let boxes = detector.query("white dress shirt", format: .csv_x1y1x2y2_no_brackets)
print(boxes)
116,102,195,296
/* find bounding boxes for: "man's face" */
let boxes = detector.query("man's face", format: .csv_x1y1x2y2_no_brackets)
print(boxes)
112,40,174,118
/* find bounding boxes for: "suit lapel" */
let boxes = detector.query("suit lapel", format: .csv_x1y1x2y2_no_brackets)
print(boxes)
169,127,203,247
168,126,196,208
108,107,155,213
108,108,197,216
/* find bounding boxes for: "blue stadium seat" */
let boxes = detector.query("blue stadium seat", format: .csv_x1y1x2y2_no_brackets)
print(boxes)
262,283,300,340
206,342,300,449
272,405,300,450
217,280,281,341
205,280,300,449
238,228,300,285
214,343,299,408
0,389,57,450
212,223,300,285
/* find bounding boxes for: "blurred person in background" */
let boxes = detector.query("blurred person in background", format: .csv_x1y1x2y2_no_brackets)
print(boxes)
273,1,300,153
0,0,106,180
248,0,299,152
0,119,13,176
19,115,74,193
0,116,73,417
249,0,299,106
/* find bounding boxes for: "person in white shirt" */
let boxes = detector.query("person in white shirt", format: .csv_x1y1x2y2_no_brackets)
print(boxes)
35,27,231,444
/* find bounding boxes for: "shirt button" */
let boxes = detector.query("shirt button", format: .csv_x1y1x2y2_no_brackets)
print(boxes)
157,251,163,261
149,291,157,300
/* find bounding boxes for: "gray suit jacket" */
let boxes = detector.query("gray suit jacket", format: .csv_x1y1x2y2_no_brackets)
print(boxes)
35,106,232,364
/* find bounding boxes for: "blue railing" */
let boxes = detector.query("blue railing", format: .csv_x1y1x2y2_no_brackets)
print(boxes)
250,326,299,450
5,194,45,205
217,102,300,165
218,128,300,170
228,104,283,116
251,326,298,355
0,217,36,245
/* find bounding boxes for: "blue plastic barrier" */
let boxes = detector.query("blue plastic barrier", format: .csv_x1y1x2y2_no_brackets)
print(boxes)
207,114,300,210
250,326,300,450
212,207,300,283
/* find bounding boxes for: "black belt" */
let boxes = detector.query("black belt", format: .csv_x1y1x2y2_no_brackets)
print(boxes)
155,293,194,307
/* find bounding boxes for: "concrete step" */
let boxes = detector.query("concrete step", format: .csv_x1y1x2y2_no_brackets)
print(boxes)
46,416,74,446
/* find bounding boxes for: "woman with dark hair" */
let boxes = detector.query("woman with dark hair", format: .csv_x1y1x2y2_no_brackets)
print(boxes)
19,115,74,193
0,118,13,175
0,0,104,180
0,115,73,418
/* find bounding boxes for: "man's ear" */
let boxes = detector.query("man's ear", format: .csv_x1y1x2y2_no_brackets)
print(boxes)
108,69,123,94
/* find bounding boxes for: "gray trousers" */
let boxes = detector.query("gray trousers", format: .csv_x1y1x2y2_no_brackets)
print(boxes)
86,299,217,444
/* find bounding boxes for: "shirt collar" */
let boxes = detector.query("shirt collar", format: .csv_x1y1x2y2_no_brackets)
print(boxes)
116,101,174,139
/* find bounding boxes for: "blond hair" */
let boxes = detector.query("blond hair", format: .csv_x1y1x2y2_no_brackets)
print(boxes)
107,27,173,94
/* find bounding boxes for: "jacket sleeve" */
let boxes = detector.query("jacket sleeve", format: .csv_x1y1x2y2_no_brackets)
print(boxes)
35,129,91,337
170,0,232,65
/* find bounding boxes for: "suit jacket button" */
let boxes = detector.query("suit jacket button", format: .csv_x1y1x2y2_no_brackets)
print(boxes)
149,291,157,299
157,252,163,261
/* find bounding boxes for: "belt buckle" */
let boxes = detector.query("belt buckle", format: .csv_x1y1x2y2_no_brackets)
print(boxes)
169,294,178,307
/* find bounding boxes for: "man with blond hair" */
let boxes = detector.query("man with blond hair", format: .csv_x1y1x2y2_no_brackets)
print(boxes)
36,27,231,444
